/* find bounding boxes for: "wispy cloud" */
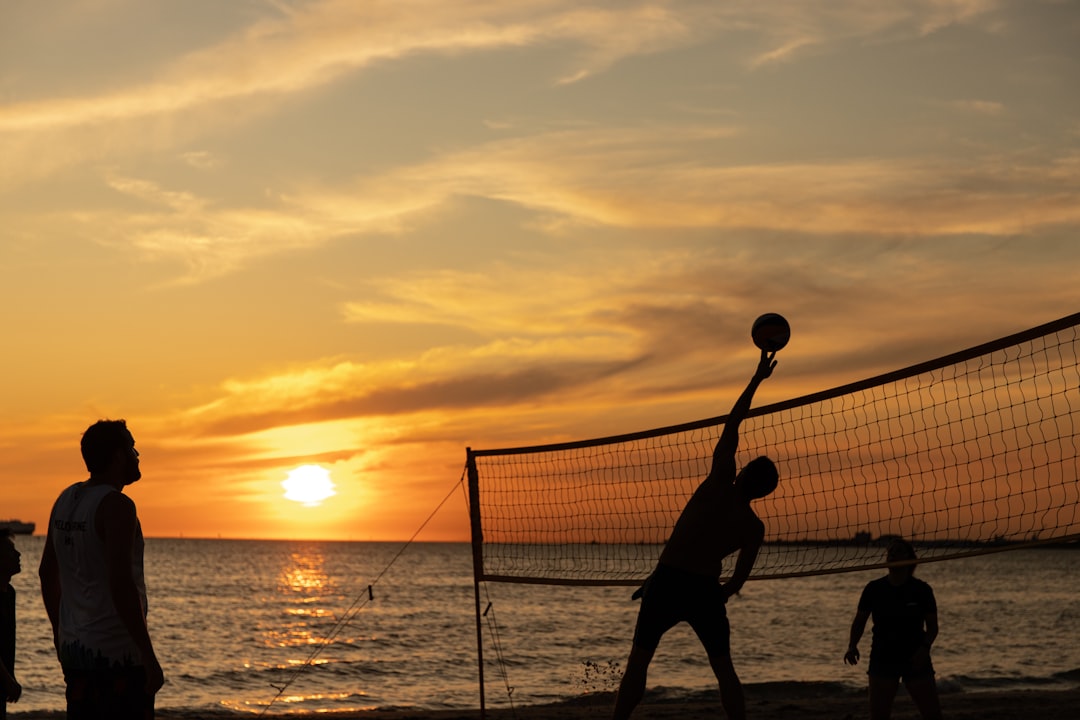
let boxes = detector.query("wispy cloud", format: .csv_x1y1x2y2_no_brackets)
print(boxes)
330,128,1080,236
0,1,697,134
50,122,1080,283
948,99,1006,115
739,0,998,67
0,0,1001,183
162,238,1079,444
180,150,220,170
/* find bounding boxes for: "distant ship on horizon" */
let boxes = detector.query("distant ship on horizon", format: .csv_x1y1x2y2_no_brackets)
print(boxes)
0,519,35,535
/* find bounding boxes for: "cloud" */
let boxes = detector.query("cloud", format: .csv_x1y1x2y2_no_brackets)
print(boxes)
0,0,1004,184
0,1,700,135
749,38,817,68
191,359,645,438
16,115,1076,286
180,150,220,170
90,176,327,282
737,0,998,67
368,127,1080,236
948,99,1006,115
157,238,1080,446
342,261,644,336
0,1,699,190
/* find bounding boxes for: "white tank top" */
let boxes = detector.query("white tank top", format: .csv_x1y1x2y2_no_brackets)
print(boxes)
48,481,147,669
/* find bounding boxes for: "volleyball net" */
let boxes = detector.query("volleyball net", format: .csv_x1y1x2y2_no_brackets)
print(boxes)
466,313,1080,586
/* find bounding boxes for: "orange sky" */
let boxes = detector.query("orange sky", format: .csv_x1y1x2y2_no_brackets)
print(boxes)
2,1,1080,541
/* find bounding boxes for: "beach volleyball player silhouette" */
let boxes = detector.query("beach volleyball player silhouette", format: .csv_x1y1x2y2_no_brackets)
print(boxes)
612,314,788,720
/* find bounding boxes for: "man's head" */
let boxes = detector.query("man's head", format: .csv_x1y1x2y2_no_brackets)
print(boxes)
886,538,917,563
0,529,21,582
81,419,141,485
735,456,778,500
886,537,918,577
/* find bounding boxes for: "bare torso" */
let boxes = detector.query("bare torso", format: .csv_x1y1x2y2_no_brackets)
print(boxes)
658,477,765,577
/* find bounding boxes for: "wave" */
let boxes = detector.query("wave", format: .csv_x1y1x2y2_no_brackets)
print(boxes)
939,668,1080,693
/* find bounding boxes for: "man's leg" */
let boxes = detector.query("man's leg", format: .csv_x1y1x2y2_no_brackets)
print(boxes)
612,644,654,720
64,668,98,720
868,674,901,720
706,651,745,720
102,666,153,720
904,675,943,720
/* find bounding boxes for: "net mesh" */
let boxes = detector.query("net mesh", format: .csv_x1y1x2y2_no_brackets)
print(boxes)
467,314,1080,585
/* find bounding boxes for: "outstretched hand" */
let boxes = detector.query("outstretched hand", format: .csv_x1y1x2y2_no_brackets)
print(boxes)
755,349,777,380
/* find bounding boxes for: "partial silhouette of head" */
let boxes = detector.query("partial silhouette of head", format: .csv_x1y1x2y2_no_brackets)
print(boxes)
886,538,918,578
0,529,21,582
736,456,778,500
886,538,917,562
81,419,141,484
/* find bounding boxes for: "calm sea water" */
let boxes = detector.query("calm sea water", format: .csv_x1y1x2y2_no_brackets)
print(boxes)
6,537,1079,714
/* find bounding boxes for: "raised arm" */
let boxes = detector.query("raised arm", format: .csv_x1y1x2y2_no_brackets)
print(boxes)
712,349,777,469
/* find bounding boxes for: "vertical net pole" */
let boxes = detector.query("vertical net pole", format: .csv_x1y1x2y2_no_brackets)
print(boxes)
466,448,487,718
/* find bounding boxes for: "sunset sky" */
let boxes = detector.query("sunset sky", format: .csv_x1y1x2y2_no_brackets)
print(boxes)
2,0,1079,541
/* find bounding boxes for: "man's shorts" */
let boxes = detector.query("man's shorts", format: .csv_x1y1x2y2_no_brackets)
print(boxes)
632,563,730,658
63,666,154,720
868,647,935,682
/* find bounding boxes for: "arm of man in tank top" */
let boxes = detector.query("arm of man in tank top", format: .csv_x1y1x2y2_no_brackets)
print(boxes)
707,350,777,485
37,527,61,654
98,492,165,695
717,516,765,601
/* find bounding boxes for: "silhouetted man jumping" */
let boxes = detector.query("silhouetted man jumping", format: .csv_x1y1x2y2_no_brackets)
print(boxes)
613,349,779,720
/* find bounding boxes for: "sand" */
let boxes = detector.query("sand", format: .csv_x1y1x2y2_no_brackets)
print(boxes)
10,684,1080,719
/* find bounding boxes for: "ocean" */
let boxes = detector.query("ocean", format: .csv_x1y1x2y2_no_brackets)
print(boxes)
6,537,1079,715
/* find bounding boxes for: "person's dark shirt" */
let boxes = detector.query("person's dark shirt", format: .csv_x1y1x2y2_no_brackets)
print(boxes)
858,575,936,656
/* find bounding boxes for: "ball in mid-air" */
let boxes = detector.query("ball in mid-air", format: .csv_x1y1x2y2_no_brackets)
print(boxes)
751,313,790,352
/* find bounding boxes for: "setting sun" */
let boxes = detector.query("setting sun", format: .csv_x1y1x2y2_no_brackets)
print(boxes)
282,465,337,507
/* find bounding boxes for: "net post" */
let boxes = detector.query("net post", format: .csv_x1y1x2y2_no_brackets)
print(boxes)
466,448,486,719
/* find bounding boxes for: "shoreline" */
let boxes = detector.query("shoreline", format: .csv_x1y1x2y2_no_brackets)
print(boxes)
11,683,1080,719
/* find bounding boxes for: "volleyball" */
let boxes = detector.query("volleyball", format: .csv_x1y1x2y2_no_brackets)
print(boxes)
751,313,791,352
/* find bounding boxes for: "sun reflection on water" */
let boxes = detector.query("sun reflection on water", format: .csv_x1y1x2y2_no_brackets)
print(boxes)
281,549,329,593
272,547,337,649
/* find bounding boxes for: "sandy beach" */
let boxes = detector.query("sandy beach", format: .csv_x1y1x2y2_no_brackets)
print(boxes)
10,684,1080,719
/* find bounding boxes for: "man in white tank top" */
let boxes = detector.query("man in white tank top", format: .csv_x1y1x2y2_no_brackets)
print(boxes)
39,419,164,719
